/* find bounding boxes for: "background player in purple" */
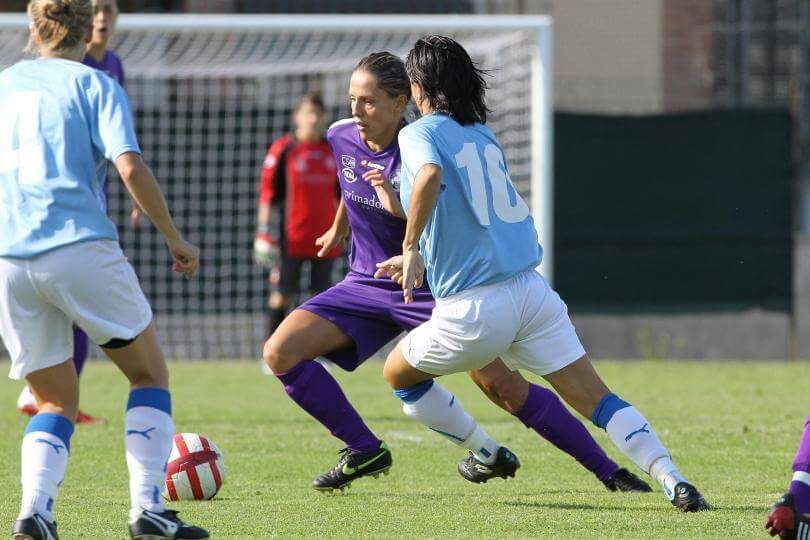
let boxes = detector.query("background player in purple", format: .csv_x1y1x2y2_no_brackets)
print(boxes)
766,416,810,538
16,0,131,425
262,52,651,494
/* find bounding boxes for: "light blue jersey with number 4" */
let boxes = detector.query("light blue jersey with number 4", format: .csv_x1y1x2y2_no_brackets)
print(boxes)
0,58,140,258
398,113,542,299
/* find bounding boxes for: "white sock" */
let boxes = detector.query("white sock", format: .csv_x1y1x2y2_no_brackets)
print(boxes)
604,406,686,497
18,413,74,522
398,381,500,464
125,388,174,522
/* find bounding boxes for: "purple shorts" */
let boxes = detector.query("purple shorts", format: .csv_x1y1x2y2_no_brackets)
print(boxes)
297,272,435,371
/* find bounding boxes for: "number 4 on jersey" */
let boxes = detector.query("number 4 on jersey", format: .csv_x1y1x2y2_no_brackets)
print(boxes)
455,142,529,226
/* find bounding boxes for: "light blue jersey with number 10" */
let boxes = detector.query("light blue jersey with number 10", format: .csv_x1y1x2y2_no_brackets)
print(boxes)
0,58,140,259
398,113,542,299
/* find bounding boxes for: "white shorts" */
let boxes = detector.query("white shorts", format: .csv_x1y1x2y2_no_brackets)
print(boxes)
399,270,585,377
0,240,152,380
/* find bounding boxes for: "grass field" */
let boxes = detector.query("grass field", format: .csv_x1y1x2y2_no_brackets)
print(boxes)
0,360,807,538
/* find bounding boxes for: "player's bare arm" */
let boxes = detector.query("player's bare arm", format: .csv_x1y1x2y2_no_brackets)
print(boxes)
401,163,442,303
316,198,350,257
115,151,199,278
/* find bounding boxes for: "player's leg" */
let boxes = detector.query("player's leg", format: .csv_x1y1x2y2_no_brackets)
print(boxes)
505,271,707,511
766,416,810,538
384,323,519,482
266,255,302,339
264,291,395,491
468,360,650,492
103,324,207,539
15,325,101,423
46,240,206,538
543,356,709,509
15,361,77,539
0,255,76,538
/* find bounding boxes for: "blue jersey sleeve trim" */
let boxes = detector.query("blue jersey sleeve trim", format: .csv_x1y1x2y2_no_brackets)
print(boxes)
591,393,631,429
127,387,172,415
25,413,75,451
394,380,435,403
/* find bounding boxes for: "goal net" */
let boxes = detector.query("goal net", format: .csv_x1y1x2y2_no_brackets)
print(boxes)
0,14,552,360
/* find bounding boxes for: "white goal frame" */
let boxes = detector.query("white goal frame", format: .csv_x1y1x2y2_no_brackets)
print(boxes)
0,13,554,282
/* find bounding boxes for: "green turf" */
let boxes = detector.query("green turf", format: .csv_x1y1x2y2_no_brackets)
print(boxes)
1,360,807,538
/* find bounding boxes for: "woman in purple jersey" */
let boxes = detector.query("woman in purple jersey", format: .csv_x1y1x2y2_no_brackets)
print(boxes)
262,52,650,494
16,0,131,425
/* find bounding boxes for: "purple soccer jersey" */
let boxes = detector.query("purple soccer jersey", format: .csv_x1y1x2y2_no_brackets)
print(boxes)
325,118,407,277
298,119,435,370
82,50,125,86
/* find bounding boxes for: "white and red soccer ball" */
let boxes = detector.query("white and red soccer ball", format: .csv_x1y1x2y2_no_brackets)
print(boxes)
163,433,225,501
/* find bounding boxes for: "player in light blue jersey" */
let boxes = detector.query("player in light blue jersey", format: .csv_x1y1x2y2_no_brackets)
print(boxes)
0,2,207,538
378,35,710,513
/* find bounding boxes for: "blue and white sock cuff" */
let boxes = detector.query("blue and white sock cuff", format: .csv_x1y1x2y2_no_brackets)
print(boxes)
394,380,434,403
24,413,75,452
592,393,631,429
127,387,172,415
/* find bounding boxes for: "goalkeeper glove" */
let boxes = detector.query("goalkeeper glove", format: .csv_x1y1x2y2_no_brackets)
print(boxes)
253,232,280,268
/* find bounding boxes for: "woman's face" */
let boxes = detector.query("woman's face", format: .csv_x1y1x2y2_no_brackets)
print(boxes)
349,69,406,144
90,0,118,47
293,101,326,134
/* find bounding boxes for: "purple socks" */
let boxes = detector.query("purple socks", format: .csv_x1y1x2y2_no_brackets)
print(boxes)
516,383,619,482
72,325,89,376
789,417,810,515
276,360,381,454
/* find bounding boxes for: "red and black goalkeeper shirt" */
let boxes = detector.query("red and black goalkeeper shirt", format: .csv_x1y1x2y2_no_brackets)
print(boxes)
259,134,343,259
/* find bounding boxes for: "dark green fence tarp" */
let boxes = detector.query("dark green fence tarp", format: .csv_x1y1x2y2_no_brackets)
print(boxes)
554,110,793,312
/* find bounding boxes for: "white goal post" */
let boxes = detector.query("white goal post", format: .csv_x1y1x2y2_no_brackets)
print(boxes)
0,14,553,359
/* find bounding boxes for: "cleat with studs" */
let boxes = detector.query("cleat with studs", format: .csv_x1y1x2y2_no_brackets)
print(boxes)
458,446,520,484
312,442,392,492
603,468,653,493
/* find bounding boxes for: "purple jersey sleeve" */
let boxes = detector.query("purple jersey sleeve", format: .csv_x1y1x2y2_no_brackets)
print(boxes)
326,119,407,277
82,50,125,87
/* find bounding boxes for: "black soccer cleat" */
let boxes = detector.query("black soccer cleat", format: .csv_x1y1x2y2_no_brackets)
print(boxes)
670,482,711,512
129,509,209,540
312,442,392,492
458,446,520,484
11,514,58,540
765,493,810,540
603,468,653,493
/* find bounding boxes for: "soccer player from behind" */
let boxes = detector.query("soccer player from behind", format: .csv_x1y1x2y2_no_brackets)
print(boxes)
0,1,207,538
263,51,650,494
766,417,810,539
378,35,710,512
16,0,134,424
254,92,342,339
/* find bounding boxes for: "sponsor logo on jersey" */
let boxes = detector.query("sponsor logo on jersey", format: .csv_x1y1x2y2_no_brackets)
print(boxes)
344,189,383,210
264,154,277,168
342,167,357,183
390,169,401,191
360,159,385,171
341,155,356,168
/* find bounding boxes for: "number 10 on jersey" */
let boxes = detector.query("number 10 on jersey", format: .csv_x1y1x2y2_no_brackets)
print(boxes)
455,142,530,226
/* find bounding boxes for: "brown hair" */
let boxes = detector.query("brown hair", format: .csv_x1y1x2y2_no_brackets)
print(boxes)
295,91,325,112
27,0,92,53
354,52,411,99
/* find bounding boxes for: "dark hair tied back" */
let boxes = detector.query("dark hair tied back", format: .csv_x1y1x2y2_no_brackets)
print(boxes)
354,51,411,100
405,35,491,125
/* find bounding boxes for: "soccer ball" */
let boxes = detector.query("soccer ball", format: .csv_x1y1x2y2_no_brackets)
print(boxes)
163,433,225,501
